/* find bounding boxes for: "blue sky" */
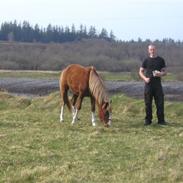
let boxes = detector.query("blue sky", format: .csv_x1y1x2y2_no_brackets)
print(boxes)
0,0,183,41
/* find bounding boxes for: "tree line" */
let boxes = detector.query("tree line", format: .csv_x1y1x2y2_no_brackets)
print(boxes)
0,21,115,43
0,38,182,73
0,20,183,80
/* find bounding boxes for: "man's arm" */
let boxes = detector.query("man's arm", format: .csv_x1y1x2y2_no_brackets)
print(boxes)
155,58,167,77
139,67,150,83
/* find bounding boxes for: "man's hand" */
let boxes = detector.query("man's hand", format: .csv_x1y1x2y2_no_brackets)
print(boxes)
153,69,167,77
155,72,162,77
144,77,150,83
139,67,150,84
153,70,161,77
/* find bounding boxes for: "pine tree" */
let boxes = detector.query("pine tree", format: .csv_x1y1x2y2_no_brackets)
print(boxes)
0,21,116,43
109,30,115,41
99,28,108,40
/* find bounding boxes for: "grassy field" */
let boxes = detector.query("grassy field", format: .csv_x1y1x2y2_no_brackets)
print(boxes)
0,91,182,183
0,70,60,79
0,70,179,81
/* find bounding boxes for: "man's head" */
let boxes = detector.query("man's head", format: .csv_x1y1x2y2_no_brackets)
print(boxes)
148,44,156,58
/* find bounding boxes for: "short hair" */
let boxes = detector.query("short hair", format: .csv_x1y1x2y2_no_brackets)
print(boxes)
148,44,156,50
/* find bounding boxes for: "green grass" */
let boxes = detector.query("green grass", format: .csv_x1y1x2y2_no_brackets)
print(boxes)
0,92,183,182
0,70,60,79
162,72,177,81
100,72,136,81
0,70,178,81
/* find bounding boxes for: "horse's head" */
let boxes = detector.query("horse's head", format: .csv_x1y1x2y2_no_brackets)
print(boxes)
99,100,112,127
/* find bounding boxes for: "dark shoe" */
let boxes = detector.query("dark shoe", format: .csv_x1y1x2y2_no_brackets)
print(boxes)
158,121,167,125
144,121,152,126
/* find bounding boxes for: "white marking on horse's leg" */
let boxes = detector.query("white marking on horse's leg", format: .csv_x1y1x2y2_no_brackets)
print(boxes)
72,105,80,120
60,106,64,122
91,112,96,126
72,109,78,125
72,106,75,117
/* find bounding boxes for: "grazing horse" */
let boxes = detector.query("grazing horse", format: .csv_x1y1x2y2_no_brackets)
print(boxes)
59,64,112,127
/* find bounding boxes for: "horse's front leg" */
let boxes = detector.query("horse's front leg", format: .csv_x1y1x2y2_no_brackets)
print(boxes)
71,94,83,125
90,96,96,126
60,105,64,122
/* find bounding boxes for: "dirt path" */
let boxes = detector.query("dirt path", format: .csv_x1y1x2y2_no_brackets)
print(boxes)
0,78,183,101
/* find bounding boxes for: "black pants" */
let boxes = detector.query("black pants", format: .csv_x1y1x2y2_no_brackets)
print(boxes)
144,82,165,123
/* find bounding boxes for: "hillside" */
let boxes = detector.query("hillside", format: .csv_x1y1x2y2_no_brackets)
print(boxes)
0,39,183,75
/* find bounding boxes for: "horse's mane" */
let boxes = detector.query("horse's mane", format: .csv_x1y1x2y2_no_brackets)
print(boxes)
89,67,108,105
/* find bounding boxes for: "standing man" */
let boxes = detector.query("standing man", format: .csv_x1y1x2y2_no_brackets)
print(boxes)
139,44,167,125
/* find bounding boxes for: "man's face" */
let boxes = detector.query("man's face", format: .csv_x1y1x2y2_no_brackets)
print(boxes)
148,45,156,57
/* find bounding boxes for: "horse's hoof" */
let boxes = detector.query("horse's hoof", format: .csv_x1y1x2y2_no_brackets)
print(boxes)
92,123,96,127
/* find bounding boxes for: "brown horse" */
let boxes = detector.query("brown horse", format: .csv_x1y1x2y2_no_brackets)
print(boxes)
59,64,112,127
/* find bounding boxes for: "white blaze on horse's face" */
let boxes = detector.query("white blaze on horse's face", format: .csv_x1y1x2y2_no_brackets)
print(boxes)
107,105,112,126
108,100,112,126
107,112,112,126
106,100,112,126
102,100,112,127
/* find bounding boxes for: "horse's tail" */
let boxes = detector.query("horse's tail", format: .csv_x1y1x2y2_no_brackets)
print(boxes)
60,70,72,112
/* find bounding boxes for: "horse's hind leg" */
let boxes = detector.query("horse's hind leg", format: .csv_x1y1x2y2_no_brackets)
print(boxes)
60,92,65,122
71,94,81,121
60,87,69,122
71,93,84,125
70,94,78,117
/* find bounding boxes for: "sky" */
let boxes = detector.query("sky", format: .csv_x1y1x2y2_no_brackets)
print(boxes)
0,0,183,41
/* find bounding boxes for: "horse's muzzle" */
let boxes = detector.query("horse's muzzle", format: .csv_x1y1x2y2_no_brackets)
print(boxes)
104,119,111,127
